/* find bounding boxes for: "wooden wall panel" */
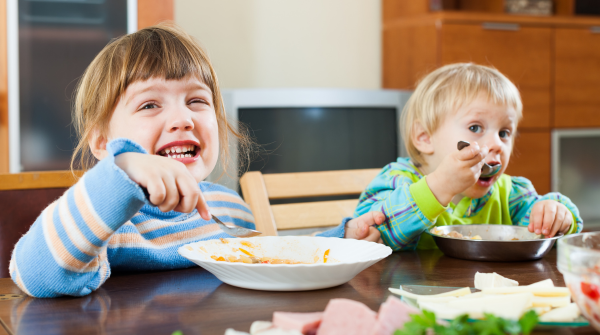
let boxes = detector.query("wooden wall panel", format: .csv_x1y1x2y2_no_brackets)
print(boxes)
459,0,504,13
555,0,575,15
382,0,429,22
440,24,552,129
383,24,438,89
138,0,174,29
505,130,551,195
0,0,7,174
554,27,600,128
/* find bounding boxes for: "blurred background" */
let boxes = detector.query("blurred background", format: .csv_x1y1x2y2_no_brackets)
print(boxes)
1,0,600,227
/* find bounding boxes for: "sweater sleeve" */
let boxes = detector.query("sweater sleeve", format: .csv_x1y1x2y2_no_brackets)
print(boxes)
353,167,447,251
509,176,583,234
9,138,148,298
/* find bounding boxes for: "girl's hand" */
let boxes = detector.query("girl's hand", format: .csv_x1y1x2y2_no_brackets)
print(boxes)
528,200,573,238
427,142,489,206
344,211,385,243
114,152,211,220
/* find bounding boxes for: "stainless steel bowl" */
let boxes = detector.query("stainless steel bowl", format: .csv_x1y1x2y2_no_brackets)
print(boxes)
426,224,563,262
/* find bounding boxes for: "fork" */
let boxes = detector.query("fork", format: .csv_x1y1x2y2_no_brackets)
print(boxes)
212,214,262,238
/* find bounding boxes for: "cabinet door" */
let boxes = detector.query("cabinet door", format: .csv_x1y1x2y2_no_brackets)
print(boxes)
554,27,600,128
504,130,551,195
440,23,552,129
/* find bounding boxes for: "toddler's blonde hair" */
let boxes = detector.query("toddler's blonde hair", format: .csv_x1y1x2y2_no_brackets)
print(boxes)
71,23,251,174
401,63,523,167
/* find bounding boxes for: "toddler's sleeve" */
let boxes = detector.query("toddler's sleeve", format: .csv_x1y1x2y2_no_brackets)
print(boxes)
509,176,583,234
354,167,447,251
9,138,148,298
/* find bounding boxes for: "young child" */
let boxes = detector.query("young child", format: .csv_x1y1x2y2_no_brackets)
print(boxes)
355,63,583,251
10,24,382,298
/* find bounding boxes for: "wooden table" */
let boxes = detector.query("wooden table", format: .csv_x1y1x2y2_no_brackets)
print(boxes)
0,249,596,335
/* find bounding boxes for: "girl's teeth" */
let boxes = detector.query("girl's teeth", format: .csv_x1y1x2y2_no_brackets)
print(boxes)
165,149,171,154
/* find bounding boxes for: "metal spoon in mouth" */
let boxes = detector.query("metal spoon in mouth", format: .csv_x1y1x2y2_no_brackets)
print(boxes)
457,141,502,178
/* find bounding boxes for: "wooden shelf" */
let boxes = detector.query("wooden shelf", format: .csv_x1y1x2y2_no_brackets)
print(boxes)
384,11,600,29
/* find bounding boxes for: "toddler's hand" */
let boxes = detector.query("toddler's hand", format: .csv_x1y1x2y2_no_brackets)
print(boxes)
115,152,211,220
528,200,573,238
344,211,385,243
426,142,488,206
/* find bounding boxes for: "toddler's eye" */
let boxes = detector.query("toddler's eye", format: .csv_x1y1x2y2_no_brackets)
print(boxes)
469,125,482,133
499,130,510,138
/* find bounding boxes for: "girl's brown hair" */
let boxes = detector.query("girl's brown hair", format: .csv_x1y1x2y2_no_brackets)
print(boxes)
71,22,252,176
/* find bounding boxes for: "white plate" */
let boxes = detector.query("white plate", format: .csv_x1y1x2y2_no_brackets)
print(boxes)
178,236,392,291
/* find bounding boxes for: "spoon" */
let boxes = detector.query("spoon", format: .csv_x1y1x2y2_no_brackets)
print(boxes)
457,141,501,178
212,214,262,238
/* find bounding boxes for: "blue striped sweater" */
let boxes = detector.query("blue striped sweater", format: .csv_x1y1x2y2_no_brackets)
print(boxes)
9,139,257,298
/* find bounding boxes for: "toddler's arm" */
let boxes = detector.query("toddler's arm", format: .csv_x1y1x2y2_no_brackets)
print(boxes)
509,176,582,235
354,164,445,251
9,139,148,298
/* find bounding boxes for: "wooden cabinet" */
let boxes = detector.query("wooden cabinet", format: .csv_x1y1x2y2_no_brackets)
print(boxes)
440,24,552,129
504,130,551,194
384,6,600,193
554,27,600,128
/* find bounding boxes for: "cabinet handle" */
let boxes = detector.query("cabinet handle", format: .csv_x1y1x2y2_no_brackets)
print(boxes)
591,26,600,34
482,22,520,31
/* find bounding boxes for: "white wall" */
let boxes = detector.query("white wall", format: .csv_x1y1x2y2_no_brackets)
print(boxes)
175,0,381,89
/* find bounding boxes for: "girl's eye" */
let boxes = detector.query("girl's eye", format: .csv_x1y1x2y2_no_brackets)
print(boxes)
189,99,208,106
141,103,158,110
469,125,482,133
499,130,510,138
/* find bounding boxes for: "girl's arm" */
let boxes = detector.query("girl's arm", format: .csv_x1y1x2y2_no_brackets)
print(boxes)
354,166,446,251
9,139,148,298
509,176,583,234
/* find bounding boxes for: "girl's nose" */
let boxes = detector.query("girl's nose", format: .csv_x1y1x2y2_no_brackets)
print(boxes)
168,108,194,132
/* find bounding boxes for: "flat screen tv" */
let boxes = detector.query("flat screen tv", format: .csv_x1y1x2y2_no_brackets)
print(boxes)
207,88,412,191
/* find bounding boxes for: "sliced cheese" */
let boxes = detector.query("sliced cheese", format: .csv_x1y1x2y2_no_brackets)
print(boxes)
481,286,570,297
388,287,472,300
539,303,581,322
531,296,571,308
448,292,533,320
420,293,533,320
528,306,552,315
527,279,554,288
474,272,519,290
418,301,466,320
456,292,484,300
416,296,458,306
250,321,273,335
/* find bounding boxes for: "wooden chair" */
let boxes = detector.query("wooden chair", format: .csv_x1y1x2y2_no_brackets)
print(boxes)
239,169,380,236
0,171,80,278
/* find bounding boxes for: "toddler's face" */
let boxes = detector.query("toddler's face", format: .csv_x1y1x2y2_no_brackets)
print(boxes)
105,77,219,182
429,94,518,199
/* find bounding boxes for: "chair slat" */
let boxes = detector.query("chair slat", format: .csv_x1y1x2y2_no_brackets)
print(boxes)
0,171,81,191
239,171,278,236
262,169,380,199
271,199,359,230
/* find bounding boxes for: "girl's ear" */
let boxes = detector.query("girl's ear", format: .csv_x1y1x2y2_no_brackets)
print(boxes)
88,130,108,160
412,122,434,155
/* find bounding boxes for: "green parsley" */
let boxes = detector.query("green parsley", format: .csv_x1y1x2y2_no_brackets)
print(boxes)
394,310,539,335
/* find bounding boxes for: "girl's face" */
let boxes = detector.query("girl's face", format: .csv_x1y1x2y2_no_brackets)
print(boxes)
99,77,219,182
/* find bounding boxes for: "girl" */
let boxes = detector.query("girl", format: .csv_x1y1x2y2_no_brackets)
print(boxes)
10,23,382,298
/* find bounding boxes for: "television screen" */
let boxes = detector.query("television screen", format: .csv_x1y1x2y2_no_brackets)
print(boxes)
239,107,398,174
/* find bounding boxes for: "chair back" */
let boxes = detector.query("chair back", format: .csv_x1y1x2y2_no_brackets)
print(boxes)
0,171,79,278
239,169,379,236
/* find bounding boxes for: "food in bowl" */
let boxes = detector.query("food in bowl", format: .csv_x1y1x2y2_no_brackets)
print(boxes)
200,238,332,264
558,232,600,331
431,227,483,240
